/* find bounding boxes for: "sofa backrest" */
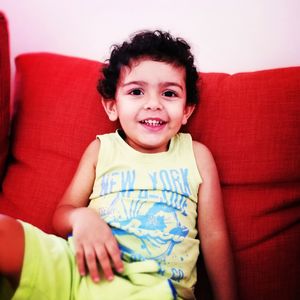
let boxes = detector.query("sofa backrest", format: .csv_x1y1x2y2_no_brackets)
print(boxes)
1,53,116,231
3,52,299,235
0,12,10,183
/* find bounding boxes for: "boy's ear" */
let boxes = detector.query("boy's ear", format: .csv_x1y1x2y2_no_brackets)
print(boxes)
101,99,118,121
182,105,195,125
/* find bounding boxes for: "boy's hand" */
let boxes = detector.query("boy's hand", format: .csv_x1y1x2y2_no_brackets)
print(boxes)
71,207,124,282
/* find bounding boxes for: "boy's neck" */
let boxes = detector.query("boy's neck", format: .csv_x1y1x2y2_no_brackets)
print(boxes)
117,129,172,153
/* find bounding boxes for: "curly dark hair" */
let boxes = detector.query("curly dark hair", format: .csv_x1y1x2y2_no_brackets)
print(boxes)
98,30,199,105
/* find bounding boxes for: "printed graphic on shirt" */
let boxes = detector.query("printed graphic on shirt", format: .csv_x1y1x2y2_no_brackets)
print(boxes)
98,167,192,281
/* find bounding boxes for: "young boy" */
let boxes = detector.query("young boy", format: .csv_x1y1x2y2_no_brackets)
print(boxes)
0,30,237,300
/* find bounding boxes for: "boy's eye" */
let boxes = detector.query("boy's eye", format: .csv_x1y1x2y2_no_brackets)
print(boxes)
129,89,143,96
163,90,178,97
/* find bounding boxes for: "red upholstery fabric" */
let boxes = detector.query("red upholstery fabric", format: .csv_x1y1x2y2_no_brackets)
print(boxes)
189,69,300,184
0,53,116,232
187,69,300,299
0,51,299,299
0,12,10,184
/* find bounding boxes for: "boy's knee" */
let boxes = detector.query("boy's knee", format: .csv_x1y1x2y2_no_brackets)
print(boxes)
0,214,25,284
0,214,22,235
0,214,24,249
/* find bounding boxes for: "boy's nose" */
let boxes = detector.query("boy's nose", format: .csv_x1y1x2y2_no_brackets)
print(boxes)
144,95,163,110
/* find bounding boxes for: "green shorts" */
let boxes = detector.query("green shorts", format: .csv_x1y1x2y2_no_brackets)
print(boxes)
9,221,175,300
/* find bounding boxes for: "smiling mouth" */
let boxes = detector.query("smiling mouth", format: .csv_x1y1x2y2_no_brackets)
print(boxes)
140,119,166,127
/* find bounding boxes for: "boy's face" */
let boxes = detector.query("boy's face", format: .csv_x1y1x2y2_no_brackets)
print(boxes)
102,59,195,153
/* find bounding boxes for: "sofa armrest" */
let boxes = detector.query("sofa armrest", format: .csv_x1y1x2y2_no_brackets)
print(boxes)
0,12,10,184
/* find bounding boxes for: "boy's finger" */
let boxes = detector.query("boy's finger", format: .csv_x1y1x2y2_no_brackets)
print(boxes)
106,239,124,273
75,244,86,276
84,246,100,282
95,247,114,281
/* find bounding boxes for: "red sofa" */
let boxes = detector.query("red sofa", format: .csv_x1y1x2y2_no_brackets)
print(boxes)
0,12,299,299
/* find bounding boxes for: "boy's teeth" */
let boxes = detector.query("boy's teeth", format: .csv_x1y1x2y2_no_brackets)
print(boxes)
142,120,163,126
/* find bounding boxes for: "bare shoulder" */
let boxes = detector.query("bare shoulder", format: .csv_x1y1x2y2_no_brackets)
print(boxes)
192,140,215,167
192,140,219,179
80,138,101,168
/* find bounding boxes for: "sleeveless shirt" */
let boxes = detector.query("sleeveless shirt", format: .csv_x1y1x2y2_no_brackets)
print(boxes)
88,131,202,299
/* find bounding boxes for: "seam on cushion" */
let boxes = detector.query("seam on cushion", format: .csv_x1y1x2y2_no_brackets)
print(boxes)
236,219,300,252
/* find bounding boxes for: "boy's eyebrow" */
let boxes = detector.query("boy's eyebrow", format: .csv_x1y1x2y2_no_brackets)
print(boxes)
122,81,184,90
161,82,184,91
122,81,146,87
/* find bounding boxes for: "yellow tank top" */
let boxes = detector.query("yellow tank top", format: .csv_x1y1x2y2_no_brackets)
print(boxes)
89,131,202,299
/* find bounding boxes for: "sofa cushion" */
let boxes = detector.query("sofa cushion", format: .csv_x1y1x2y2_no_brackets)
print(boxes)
188,68,300,185
0,12,10,184
186,68,300,299
0,53,116,232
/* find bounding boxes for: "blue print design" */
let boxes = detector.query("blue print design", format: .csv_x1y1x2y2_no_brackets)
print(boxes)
104,193,189,262
99,168,192,282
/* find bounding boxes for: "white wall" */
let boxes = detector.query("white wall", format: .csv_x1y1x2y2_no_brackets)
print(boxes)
1,0,300,74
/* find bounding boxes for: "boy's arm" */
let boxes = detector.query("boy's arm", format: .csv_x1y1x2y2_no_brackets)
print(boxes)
52,139,123,282
193,141,238,300
52,139,99,237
